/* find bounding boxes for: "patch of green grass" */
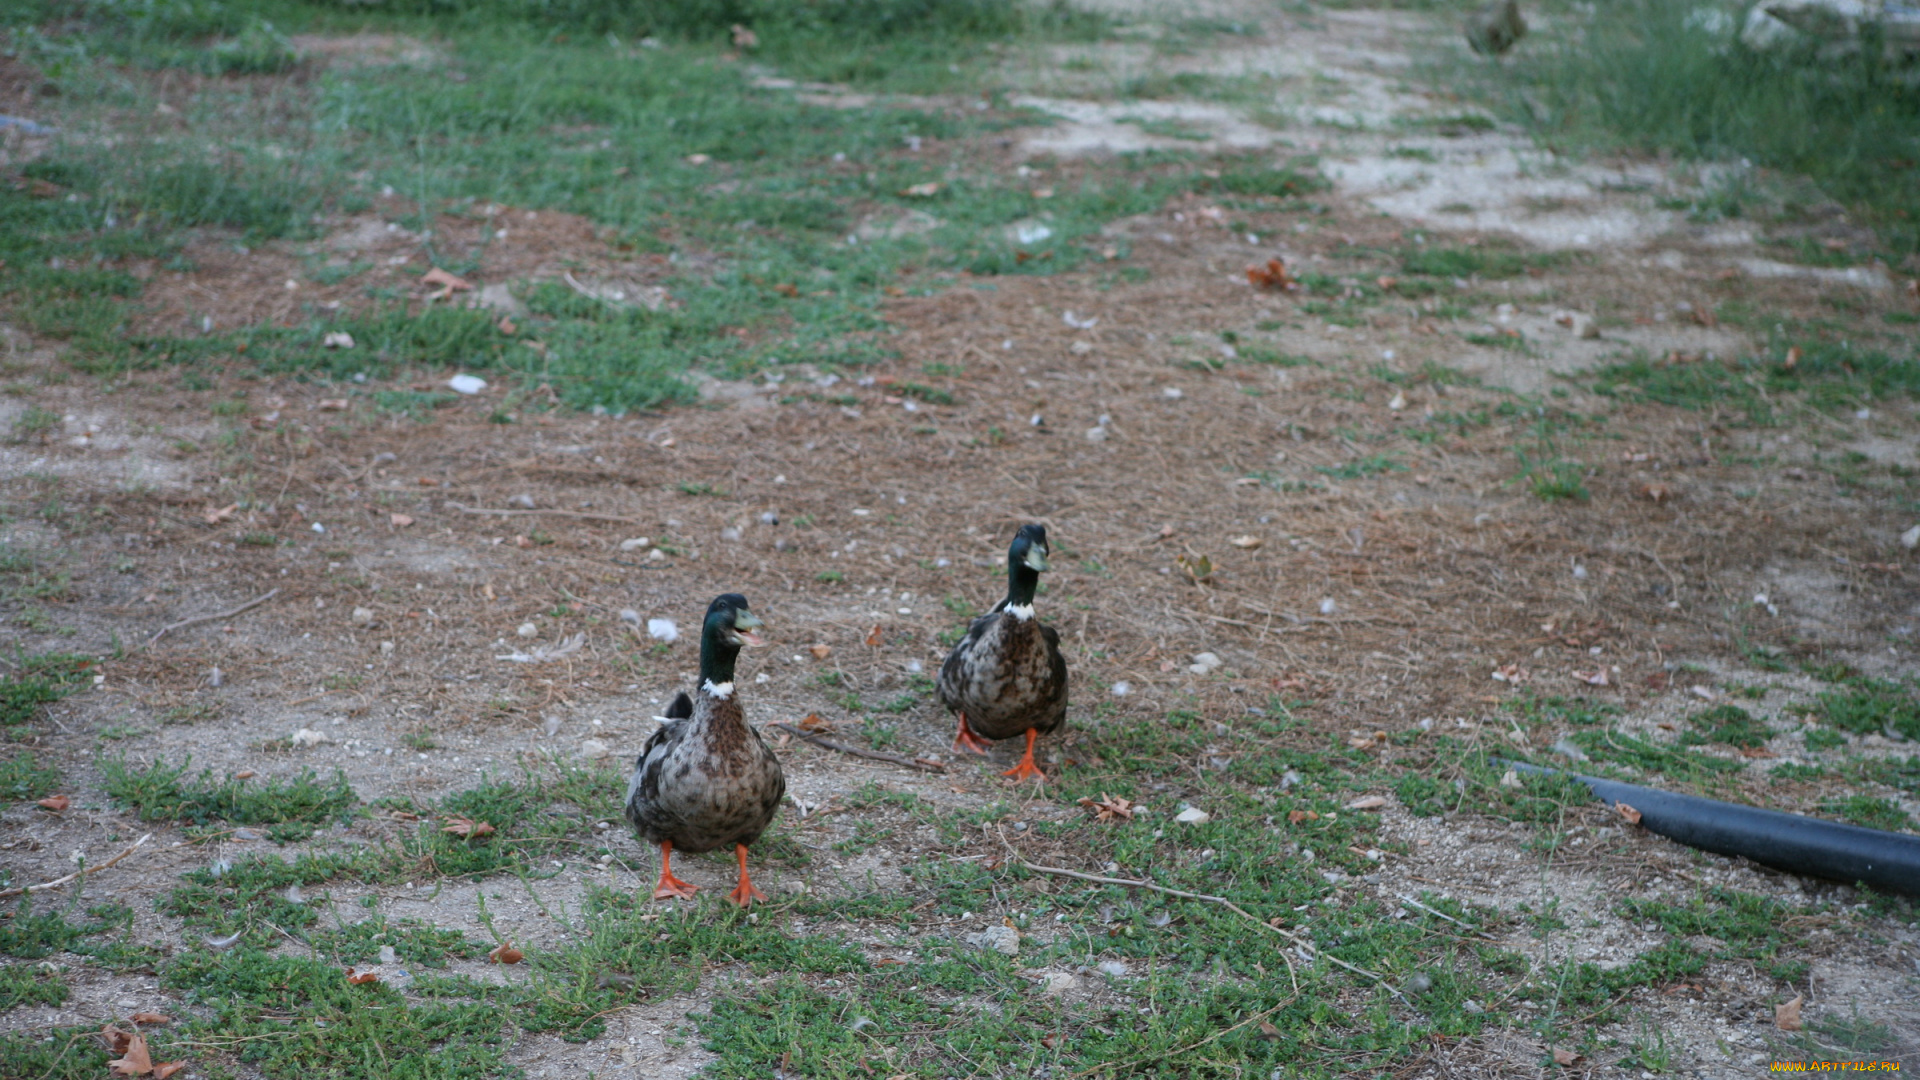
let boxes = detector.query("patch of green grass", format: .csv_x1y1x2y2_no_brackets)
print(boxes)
0,752,59,803
0,902,154,970
1769,762,1827,783
1589,351,1766,422
164,948,520,1077
0,963,68,1011
1804,727,1847,752
1512,447,1588,501
1563,728,1746,785
1316,453,1406,480
1462,331,1528,351
308,915,489,968
1817,678,1920,740
1820,795,1913,833
8,405,60,442
1198,158,1330,199
0,2,1137,411
1402,243,1560,280
1237,346,1315,368
98,757,357,842
1404,113,1496,134
1680,704,1772,750
1856,755,1920,797
373,389,459,420
0,652,94,727
1616,887,1814,982
1469,0,1920,254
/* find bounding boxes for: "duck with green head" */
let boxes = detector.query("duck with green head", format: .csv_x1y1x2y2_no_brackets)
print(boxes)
938,524,1068,781
624,593,786,906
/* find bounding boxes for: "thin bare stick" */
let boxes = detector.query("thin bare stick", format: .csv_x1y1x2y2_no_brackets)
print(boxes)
0,833,152,901
1015,859,1405,1003
447,502,640,526
1398,893,1496,940
143,589,280,650
766,723,946,773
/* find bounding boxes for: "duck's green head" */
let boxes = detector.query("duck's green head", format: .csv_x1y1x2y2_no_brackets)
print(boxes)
699,593,765,689
705,593,765,648
1011,524,1050,573
1005,524,1050,611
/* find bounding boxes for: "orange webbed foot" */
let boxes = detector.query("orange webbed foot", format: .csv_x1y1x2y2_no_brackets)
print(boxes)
652,873,699,901
726,844,766,907
651,841,699,900
1000,729,1044,782
952,713,994,755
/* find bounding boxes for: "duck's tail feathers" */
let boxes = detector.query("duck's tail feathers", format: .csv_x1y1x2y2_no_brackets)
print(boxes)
664,691,694,720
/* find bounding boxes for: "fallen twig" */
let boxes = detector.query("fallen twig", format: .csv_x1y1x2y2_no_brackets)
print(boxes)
142,589,279,650
1397,893,1497,940
766,723,946,773
1013,857,1409,1003
0,833,152,901
447,502,640,526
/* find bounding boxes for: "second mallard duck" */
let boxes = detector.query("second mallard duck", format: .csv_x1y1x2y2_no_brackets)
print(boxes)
938,524,1068,781
624,593,785,906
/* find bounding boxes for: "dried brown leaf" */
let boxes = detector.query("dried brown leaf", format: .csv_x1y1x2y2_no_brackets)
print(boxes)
1551,1047,1580,1067
1246,258,1296,291
98,1024,133,1055
489,942,525,964
1615,802,1643,825
1775,994,1803,1031
130,1012,171,1025
808,644,832,660
36,794,69,811
1344,796,1387,811
346,967,381,985
390,513,414,527
1286,810,1319,825
900,182,942,198
107,1032,153,1076
864,624,883,647
421,267,473,295
152,1062,187,1080
1077,793,1136,823
204,503,239,525
1257,1020,1283,1040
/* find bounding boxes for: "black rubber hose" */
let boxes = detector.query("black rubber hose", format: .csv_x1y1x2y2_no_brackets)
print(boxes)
1503,760,1920,896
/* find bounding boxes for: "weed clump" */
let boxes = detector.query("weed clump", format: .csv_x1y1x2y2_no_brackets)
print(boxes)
0,653,93,728
98,757,357,841
1818,678,1920,741
1682,704,1773,749
1470,0,1920,254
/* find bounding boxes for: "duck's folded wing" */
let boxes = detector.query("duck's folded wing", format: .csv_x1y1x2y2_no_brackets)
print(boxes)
634,690,696,768
938,616,992,699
